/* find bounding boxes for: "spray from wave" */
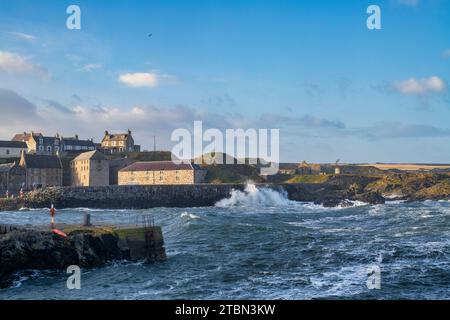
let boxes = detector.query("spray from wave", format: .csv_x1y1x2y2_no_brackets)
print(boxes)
215,184,295,207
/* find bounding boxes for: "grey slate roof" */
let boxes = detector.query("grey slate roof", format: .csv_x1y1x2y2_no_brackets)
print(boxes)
102,133,129,142
0,163,15,173
120,161,193,172
0,141,27,148
73,150,107,162
22,154,62,169
63,138,95,147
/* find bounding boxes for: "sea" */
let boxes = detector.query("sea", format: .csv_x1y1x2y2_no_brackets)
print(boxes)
0,184,449,300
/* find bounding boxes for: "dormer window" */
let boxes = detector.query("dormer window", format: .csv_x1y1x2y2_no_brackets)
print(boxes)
39,138,43,144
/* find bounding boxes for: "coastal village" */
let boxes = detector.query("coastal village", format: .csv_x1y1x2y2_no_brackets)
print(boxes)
0,130,210,196
1,129,450,201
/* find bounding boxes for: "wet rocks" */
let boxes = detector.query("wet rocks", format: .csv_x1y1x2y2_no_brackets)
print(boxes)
0,226,166,289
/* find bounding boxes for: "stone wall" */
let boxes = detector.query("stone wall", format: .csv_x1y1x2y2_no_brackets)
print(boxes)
0,175,388,210
0,225,166,288
23,184,244,209
118,169,194,185
25,168,63,189
71,159,109,187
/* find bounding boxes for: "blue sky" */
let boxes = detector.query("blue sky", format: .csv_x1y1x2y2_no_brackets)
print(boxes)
0,0,449,163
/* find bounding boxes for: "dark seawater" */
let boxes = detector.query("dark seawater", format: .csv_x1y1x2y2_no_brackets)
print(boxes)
0,185,449,300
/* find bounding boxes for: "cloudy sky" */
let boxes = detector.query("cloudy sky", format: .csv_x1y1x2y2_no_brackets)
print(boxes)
0,0,449,163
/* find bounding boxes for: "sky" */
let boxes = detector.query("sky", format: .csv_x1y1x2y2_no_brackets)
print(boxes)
0,0,449,163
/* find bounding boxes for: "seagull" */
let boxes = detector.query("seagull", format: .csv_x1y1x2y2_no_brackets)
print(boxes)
148,33,153,38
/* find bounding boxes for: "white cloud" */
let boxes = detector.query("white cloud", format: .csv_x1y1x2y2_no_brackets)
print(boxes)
442,49,450,59
0,51,49,79
118,72,175,88
393,76,446,95
80,63,102,72
7,32,38,42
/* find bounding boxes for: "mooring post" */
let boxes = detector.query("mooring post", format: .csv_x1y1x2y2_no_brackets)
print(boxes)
83,213,91,226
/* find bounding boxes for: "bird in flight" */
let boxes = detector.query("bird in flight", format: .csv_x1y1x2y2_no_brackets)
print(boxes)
148,33,152,38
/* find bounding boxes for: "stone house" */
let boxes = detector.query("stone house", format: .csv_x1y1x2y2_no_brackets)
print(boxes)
0,141,27,159
109,158,136,185
70,150,110,187
101,130,140,153
12,132,59,154
12,132,96,155
19,152,63,189
296,162,325,175
118,161,205,185
61,135,96,153
0,162,25,193
279,163,298,175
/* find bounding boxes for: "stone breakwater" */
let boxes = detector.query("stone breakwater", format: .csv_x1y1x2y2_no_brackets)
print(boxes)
0,225,166,289
0,174,448,211
0,175,385,210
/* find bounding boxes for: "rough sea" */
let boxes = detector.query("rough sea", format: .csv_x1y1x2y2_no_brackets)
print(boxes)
0,184,449,300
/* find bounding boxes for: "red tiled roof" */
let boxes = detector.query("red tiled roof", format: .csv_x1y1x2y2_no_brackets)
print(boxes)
120,161,193,172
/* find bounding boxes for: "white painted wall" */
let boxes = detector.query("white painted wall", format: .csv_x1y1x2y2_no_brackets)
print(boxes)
0,147,26,158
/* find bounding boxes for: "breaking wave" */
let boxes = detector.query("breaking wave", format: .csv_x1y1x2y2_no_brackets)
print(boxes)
180,212,201,220
215,184,295,207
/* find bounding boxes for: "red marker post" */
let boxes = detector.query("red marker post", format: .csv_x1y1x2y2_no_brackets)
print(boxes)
50,204,67,238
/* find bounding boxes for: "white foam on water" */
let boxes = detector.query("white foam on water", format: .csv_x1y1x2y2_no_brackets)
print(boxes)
215,184,296,208
180,212,201,220
308,264,369,298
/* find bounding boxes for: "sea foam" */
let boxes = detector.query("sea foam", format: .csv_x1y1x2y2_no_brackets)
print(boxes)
215,183,295,208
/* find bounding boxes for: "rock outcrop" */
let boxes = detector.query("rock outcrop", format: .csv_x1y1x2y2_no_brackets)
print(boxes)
0,225,166,289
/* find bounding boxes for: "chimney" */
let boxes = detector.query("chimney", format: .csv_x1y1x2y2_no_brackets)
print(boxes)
127,129,131,135
75,134,79,140
105,130,109,136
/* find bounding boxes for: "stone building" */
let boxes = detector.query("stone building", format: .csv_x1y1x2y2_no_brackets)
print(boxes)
70,150,110,187
101,130,140,153
19,152,63,189
296,162,325,175
61,135,96,153
118,161,204,185
109,158,136,185
12,132,96,155
0,162,25,193
279,163,297,175
0,141,27,159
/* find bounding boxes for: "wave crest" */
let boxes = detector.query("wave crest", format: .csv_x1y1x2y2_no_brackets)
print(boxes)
215,184,295,208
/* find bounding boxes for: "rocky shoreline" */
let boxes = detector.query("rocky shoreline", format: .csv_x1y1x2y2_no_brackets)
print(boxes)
0,225,166,289
0,174,449,211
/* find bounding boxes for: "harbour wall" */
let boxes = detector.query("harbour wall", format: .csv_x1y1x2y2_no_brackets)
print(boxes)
0,175,381,210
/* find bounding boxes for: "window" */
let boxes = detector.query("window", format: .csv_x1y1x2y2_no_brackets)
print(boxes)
39,146,44,152
6,149,10,155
